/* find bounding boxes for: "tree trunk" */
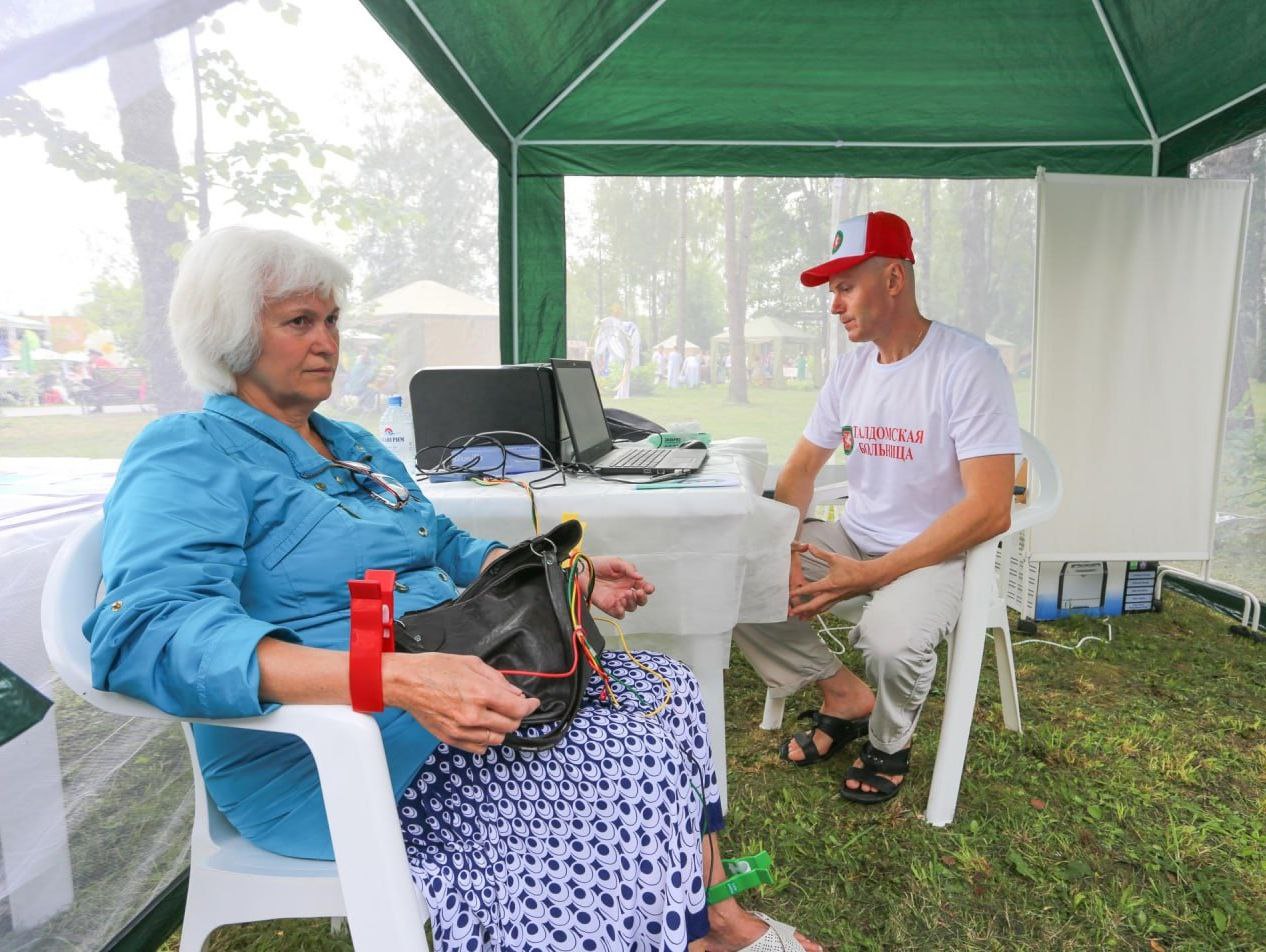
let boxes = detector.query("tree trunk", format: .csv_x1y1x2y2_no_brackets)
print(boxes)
102,7,195,412
188,27,210,236
921,179,935,314
674,179,689,355
723,178,750,404
957,179,991,338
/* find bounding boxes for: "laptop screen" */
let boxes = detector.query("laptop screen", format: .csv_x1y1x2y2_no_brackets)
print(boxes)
550,359,615,464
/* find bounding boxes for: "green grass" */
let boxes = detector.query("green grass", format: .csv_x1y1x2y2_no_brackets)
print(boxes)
0,409,157,456
160,593,1266,951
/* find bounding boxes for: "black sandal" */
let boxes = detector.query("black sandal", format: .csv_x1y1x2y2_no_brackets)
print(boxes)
840,741,910,803
778,709,869,767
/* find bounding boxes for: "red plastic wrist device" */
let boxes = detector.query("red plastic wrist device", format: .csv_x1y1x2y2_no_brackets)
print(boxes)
348,569,396,713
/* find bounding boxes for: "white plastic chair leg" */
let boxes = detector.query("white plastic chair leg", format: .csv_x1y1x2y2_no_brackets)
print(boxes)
177,910,214,952
760,690,786,730
990,600,1023,734
924,542,993,827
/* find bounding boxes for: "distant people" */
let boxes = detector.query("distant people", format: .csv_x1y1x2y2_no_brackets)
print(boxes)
85,348,116,413
652,346,665,384
797,352,808,381
342,351,378,411
683,351,701,388
700,353,711,385
667,347,683,389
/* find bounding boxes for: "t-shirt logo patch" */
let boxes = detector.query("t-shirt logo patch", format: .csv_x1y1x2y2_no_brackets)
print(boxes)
831,230,843,254
840,425,854,455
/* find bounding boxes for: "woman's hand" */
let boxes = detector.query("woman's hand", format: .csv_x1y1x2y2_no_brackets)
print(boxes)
382,652,539,753
585,556,655,619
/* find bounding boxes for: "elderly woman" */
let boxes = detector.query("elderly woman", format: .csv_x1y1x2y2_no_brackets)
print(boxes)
85,227,820,952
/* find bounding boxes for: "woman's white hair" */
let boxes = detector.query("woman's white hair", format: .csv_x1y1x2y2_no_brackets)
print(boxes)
168,226,352,395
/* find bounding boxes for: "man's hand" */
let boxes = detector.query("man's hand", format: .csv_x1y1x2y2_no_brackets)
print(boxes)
586,555,655,618
787,543,885,619
787,546,808,616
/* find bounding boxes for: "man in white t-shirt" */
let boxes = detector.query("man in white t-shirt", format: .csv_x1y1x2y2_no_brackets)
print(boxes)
733,210,1021,803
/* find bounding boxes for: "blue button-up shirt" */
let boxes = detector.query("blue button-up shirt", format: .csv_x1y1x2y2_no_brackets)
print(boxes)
84,395,502,859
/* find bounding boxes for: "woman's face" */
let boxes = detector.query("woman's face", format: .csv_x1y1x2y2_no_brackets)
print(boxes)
235,290,340,422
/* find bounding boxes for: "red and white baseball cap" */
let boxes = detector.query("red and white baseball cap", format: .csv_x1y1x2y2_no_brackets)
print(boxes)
799,211,915,287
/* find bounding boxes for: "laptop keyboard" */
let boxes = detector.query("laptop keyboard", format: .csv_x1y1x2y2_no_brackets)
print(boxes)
609,447,672,468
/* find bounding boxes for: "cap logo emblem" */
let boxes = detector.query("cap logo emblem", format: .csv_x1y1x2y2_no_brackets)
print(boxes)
831,230,843,254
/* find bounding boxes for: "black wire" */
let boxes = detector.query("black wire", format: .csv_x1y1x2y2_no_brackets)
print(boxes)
415,431,567,490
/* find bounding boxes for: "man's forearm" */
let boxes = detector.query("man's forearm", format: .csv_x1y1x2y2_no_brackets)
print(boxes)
868,495,1010,588
774,472,817,535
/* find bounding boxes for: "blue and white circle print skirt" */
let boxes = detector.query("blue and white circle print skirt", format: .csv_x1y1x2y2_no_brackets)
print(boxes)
397,651,723,951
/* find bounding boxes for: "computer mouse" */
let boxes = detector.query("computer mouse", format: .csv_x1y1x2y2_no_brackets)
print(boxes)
680,440,707,450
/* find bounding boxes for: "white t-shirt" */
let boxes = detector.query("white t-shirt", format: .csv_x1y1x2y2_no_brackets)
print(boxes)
803,322,1021,554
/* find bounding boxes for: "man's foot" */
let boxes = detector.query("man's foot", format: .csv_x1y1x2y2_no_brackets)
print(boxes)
782,668,874,764
692,899,824,951
779,710,868,766
840,741,910,804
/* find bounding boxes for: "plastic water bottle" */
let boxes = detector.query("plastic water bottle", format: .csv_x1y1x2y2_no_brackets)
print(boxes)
378,395,416,471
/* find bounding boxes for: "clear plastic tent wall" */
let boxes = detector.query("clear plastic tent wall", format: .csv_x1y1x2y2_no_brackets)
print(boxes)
3,1,1265,949
0,1,498,947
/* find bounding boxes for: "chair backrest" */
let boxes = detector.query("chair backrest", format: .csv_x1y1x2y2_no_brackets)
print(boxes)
40,513,170,720
42,513,237,851
1013,430,1062,533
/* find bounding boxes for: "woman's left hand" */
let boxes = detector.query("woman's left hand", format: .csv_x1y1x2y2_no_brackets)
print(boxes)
586,556,655,618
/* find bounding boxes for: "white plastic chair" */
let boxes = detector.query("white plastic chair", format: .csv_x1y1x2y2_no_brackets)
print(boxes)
760,430,1061,826
40,516,430,952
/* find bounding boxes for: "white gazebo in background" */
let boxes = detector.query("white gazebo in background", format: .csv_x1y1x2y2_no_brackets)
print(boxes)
710,315,818,389
359,279,500,396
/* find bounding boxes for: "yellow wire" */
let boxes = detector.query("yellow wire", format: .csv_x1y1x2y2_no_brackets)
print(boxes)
593,616,673,718
470,477,540,535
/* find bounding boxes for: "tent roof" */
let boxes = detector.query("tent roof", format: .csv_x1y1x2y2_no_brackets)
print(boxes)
360,0,1266,178
360,279,498,320
711,315,817,344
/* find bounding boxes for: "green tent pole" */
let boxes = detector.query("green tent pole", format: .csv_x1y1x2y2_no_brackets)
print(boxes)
499,166,567,364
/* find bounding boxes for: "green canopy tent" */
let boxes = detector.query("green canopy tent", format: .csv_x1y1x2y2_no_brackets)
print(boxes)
358,0,1266,363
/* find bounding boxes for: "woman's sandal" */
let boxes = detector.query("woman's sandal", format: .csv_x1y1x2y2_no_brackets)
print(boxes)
839,741,910,804
734,911,813,951
778,709,869,767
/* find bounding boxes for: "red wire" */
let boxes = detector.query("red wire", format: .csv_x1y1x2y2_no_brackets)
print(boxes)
497,553,617,710
498,572,587,678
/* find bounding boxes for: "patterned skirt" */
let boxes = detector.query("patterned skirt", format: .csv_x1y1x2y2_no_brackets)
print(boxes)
397,651,723,951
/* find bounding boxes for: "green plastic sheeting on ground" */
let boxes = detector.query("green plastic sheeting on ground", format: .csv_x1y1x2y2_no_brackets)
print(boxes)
0,661,52,747
362,0,1266,360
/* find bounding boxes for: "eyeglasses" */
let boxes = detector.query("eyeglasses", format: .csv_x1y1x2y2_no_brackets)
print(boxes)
328,459,410,510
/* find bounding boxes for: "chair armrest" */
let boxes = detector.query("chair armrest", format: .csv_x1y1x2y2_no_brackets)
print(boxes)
191,703,380,739
199,707,428,946
190,705,397,819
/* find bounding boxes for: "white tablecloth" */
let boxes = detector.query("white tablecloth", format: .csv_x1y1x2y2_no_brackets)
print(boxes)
422,438,800,806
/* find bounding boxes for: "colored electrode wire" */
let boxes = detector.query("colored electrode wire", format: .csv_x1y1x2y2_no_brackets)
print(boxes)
462,474,672,714
594,616,673,718
472,476,542,535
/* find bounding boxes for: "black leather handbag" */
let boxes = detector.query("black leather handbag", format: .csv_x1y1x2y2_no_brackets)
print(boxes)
393,520,605,750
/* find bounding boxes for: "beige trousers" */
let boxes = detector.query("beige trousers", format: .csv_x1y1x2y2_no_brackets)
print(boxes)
732,519,965,754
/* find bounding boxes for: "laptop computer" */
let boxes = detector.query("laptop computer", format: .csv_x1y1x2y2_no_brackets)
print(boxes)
550,359,709,476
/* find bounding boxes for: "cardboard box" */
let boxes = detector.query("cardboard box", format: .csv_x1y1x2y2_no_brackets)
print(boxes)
997,531,1158,620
